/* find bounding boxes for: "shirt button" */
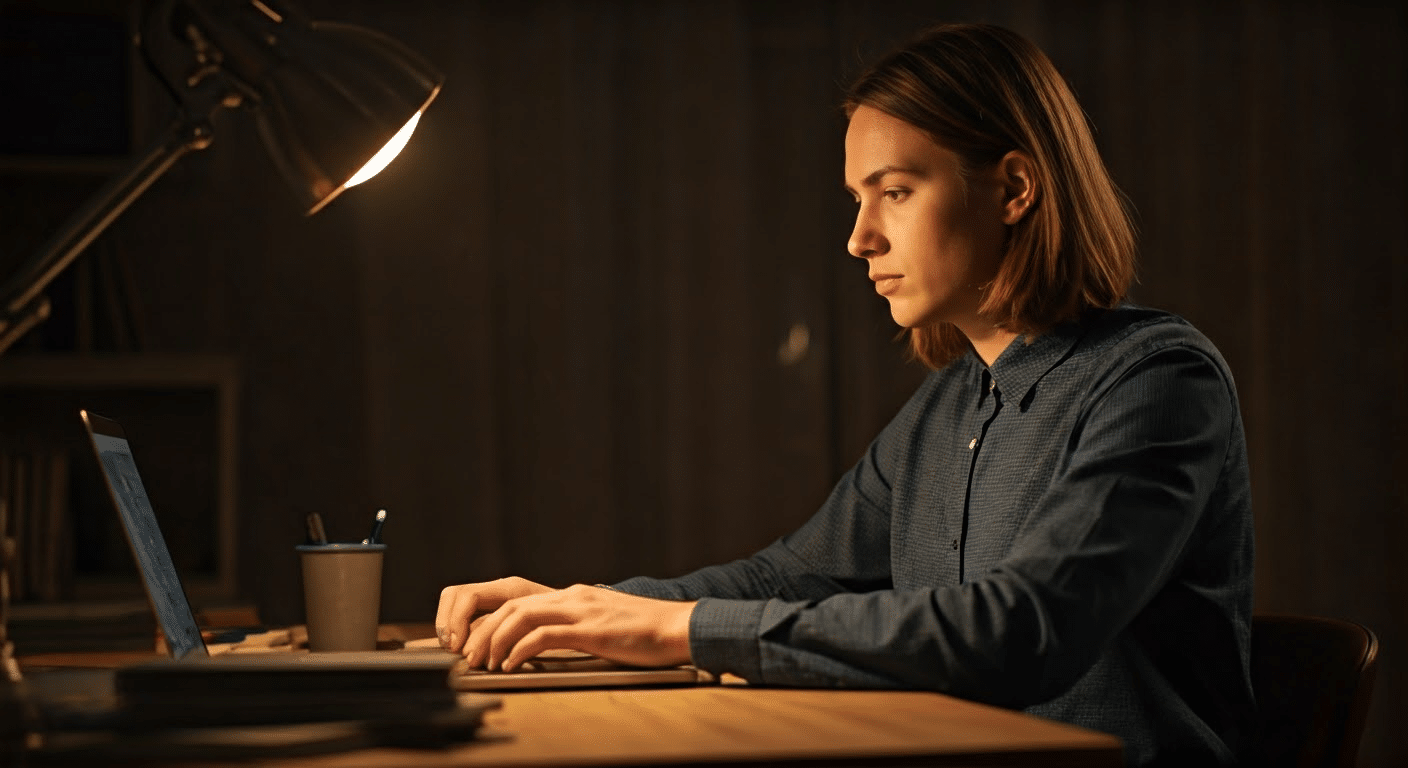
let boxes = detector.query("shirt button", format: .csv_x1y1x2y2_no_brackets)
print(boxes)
951,539,959,550
968,437,977,450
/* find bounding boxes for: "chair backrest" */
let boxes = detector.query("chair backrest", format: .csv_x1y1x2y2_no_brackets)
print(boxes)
1246,614,1379,768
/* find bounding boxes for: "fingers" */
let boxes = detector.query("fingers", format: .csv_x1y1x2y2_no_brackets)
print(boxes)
502,624,575,672
434,585,455,632
465,595,547,670
461,600,505,669
434,586,454,648
436,577,557,655
435,585,479,653
463,589,572,670
458,585,696,672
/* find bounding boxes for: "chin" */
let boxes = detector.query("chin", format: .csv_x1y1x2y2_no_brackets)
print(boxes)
887,304,941,330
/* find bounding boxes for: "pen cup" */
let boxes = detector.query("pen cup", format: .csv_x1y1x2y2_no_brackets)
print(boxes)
296,542,386,652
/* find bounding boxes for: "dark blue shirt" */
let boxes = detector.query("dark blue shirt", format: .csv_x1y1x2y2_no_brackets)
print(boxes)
615,305,1255,767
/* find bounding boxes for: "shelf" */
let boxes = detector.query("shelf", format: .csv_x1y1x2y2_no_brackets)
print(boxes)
0,354,239,602
0,354,238,388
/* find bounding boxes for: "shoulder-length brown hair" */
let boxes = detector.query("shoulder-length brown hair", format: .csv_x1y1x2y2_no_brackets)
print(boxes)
844,24,1136,369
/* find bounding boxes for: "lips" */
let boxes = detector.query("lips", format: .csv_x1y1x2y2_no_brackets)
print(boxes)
871,274,902,296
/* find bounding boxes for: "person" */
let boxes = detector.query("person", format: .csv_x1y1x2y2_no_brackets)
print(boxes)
435,22,1253,767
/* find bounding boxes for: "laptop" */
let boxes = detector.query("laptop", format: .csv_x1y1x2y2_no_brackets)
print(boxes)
78,410,713,693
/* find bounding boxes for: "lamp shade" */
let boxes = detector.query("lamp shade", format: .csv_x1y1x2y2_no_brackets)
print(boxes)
178,0,444,214
0,0,444,355
252,21,443,214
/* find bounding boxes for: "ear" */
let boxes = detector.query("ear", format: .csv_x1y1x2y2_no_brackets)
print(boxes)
997,150,1038,226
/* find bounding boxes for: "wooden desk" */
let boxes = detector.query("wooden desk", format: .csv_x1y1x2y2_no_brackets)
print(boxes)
293,686,1125,768
16,625,1125,767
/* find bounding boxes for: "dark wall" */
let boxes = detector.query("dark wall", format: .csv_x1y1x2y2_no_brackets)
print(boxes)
2,0,1404,764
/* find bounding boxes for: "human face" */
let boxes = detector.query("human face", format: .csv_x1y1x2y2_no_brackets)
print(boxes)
844,105,1008,335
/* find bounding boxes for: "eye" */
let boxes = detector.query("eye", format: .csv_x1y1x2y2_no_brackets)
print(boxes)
883,188,910,202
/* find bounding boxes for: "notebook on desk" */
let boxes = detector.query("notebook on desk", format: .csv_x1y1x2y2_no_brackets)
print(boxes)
78,409,712,694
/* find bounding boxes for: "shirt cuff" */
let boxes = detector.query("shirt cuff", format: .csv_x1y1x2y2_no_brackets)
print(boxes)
688,597,768,682
609,576,685,600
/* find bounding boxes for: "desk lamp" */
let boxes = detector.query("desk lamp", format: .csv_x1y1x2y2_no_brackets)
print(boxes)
0,0,444,355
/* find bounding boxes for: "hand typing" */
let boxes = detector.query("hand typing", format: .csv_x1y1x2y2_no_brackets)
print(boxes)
437,579,696,672
436,576,554,653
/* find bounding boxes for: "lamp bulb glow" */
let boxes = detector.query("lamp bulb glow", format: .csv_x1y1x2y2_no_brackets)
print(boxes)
345,111,422,188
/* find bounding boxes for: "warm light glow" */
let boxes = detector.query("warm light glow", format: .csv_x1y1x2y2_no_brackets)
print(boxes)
344,112,422,188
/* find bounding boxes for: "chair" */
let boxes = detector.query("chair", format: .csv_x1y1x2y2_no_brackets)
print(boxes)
1245,614,1379,768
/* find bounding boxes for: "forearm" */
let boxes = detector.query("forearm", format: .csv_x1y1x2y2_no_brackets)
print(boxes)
612,535,882,603
684,577,1061,703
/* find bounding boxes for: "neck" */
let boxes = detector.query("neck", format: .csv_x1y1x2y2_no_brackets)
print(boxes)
961,323,1019,367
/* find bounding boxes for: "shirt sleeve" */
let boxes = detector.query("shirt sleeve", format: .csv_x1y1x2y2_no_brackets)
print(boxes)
610,375,934,649
612,406,904,602
626,346,1237,706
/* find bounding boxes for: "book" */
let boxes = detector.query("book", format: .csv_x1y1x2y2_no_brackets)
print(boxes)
112,651,465,728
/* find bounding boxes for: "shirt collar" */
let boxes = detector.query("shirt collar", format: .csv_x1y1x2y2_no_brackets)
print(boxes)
984,314,1094,405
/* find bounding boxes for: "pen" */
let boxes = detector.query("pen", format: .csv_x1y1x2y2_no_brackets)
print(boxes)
363,509,387,544
306,512,328,545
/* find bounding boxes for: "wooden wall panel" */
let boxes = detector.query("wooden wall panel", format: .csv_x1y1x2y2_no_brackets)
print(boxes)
337,0,846,618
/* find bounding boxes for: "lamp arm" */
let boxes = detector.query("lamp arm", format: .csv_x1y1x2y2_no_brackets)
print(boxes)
0,116,216,357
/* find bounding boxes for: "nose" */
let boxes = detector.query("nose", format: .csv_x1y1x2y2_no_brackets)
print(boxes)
847,203,886,259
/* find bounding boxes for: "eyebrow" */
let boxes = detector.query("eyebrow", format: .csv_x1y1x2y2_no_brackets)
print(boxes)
843,165,922,195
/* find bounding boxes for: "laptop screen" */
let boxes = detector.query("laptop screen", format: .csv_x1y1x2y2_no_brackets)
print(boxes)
81,410,208,661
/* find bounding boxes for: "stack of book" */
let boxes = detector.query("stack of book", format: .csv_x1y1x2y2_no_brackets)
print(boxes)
113,652,466,727
25,653,500,760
